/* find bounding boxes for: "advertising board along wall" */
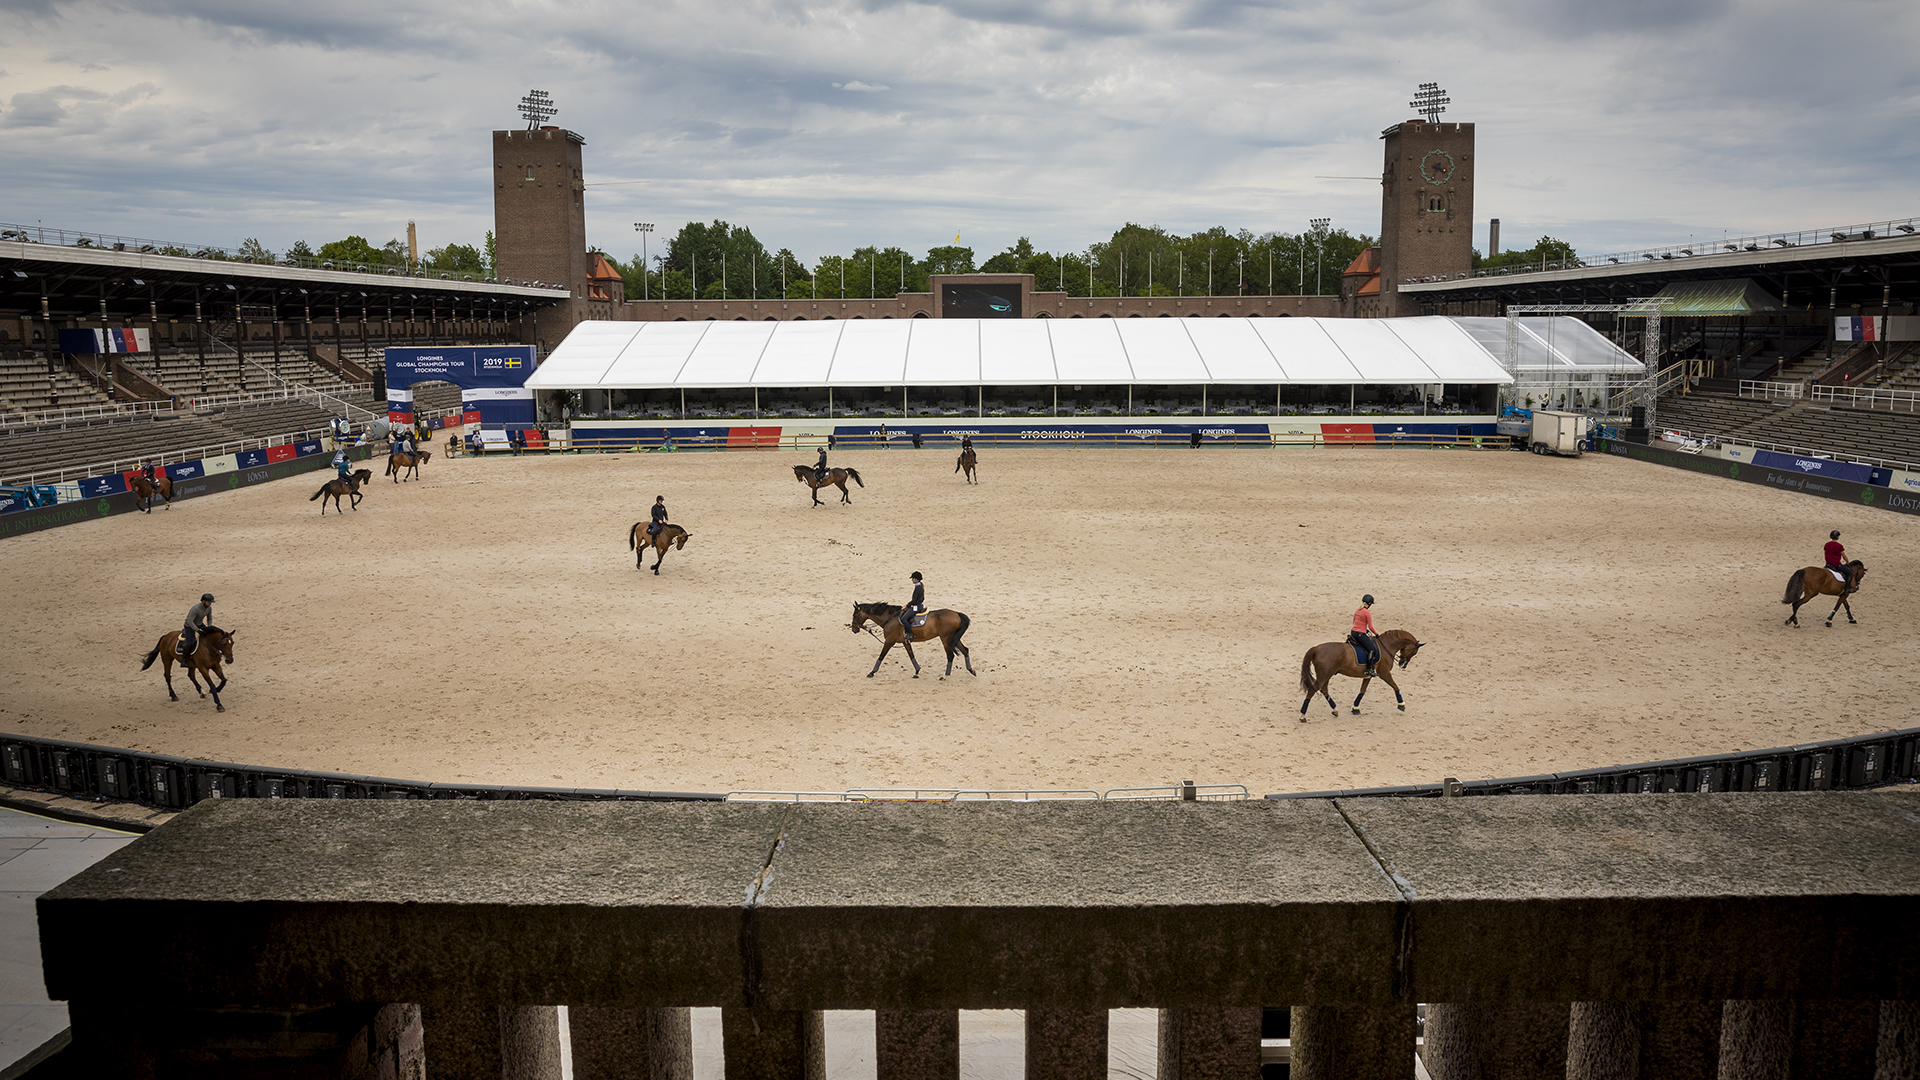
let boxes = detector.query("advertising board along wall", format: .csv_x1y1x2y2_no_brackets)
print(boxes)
1605,438,1920,517
563,416,1502,451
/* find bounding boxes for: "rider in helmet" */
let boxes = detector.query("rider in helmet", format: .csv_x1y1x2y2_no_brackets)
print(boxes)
1349,594,1380,679
140,458,160,487
1824,530,1851,589
815,444,828,484
181,593,215,658
332,446,351,482
648,495,668,537
899,572,925,641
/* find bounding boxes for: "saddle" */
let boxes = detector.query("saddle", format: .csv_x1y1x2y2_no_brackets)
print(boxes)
905,613,927,629
1827,567,1848,585
175,636,193,659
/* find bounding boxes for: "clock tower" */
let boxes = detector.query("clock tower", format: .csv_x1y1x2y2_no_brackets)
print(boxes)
1373,117,1474,317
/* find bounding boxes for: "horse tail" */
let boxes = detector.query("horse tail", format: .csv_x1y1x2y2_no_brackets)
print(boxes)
141,641,162,670
955,455,962,473
629,523,639,551
1299,649,1318,696
1782,569,1806,604
946,611,970,658
309,485,325,501
846,467,864,487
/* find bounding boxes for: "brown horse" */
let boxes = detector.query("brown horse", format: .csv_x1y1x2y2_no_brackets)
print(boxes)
1298,628,1426,720
1782,560,1866,627
128,473,173,512
851,602,975,679
310,469,373,514
140,626,235,712
628,521,690,574
955,447,978,483
793,464,864,505
387,450,431,482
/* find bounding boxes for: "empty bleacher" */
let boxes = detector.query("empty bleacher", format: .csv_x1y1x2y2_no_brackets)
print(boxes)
1658,393,1920,468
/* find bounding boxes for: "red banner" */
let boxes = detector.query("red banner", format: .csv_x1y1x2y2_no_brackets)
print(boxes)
265,444,297,463
1320,423,1377,445
728,426,782,448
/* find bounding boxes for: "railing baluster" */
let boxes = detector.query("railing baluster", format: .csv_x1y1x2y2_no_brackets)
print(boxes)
877,1009,959,1080
572,1006,694,1080
1424,1003,1568,1080
721,1008,826,1080
1156,1007,1262,1080
1025,1009,1107,1080
1290,1004,1415,1080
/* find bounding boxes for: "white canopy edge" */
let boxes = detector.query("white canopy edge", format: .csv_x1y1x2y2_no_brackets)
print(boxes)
527,316,1527,390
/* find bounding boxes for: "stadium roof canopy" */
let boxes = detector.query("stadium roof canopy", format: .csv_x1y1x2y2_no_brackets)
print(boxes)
526,316,1591,390
1451,317,1650,374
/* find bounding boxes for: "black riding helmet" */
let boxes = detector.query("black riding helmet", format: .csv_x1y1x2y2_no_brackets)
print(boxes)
201,593,214,603
1361,594,1374,605
1831,530,1841,540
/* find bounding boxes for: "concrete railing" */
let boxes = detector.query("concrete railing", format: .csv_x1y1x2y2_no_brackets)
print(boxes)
38,793,1920,1079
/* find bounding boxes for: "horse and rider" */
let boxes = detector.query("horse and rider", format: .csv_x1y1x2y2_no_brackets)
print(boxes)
629,495,691,574
1784,529,1867,627
851,571,975,678
141,592,235,711
1298,594,1427,720
955,435,978,483
130,459,173,512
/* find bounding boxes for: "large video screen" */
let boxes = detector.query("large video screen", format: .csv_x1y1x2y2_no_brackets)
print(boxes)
942,283,1022,319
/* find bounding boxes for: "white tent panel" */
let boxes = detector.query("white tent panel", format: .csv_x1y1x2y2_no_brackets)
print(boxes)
1317,319,1440,382
523,321,641,388
1047,319,1134,384
1115,319,1211,382
979,320,1056,384
678,321,777,387
1181,319,1284,382
826,320,911,385
903,319,979,385
600,322,709,387
750,320,843,386
1381,317,1512,382
1247,319,1363,383
1531,317,1647,372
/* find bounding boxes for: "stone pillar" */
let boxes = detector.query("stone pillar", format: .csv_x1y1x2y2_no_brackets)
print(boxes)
571,1007,694,1080
877,1009,959,1080
1424,1003,1569,1080
423,1003,563,1080
1290,1004,1415,1080
1156,1007,1262,1080
1025,1008,1108,1080
1878,1002,1920,1079
1720,1000,1878,1080
721,1007,826,1080
1565,1001,1718,1080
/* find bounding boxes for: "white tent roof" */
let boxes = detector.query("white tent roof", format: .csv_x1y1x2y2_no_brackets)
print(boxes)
1451,317,1648,374
526,316,1543,390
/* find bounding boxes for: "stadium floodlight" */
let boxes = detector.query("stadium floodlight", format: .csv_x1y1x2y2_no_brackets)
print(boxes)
1409,82,1449,124
1899,224,1916,234
1724,244,1738,252
519,90,558,130
1608,257,1620,264
1772,239,1792,248
1643,254,1656,260
1679,249,1693,256
634,223,654,300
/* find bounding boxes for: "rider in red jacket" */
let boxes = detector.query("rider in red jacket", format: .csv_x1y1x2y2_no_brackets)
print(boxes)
1824,530,1851,589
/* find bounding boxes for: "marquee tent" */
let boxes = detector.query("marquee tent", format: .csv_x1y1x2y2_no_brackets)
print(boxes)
526,316,1565,391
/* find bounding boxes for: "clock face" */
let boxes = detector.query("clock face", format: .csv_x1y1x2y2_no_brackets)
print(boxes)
1421,149,1454,185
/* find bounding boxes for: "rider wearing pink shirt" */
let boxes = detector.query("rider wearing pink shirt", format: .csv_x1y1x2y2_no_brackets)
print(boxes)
1349,595,1380,678
1824,531,1852,589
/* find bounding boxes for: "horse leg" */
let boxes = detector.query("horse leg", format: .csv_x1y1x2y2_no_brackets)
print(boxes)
1842,595,1857,624
840,480,851,504
868,642,893,677
1786,595,1802,627
811,483,822,506
1826,593,1848,628
208,665,225,712
1380,670,1406,711
1352,679,1368,715
902,639,920,677
652,545,664,575
162,657,178,702
187,666,206,699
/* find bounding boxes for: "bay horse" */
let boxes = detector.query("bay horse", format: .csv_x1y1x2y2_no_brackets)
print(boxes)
1782,560,1866,627
955,447,978,483
851,602,974,678
310,469,373,514
129,474,173,512
1298,629,1426,721
793,464,864,505
140,625,235,712
628,521,691,574
387,450,431,482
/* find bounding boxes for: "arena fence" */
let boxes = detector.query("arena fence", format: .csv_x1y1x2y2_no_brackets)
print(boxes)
539,430,1521,453
3,727,1912,825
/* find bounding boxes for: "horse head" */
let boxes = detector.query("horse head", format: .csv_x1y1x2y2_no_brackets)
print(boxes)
206,627,236,663
1395,637,1425,668
672,530,689,549
851,604,889,633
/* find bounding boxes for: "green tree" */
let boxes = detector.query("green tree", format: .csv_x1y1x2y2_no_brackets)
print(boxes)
483,230,497,274
924,245,974,276
664,220,774,299
286,240,314,260
1474,236,1581,272
237,237,272,263
317,236,383,266
425,243,485,275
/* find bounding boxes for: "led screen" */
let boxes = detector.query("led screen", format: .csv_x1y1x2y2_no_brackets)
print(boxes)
942,284,1021,319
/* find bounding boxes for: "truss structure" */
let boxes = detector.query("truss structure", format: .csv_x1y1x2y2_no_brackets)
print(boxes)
1503,298,1673,430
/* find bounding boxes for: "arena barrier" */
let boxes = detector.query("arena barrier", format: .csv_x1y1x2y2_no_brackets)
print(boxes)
1598,437,1920,516
4,727,1912,822
537,430,1512,453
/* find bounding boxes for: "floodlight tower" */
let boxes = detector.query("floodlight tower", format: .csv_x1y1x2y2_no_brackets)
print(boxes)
1376,82,1473,317
495,89,588,348
519,90,558,130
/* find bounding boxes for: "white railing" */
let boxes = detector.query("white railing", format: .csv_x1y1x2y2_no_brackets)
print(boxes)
1739,380,1803,401
0,398,175,431
1656,426,1918,473
1809,384,1920,414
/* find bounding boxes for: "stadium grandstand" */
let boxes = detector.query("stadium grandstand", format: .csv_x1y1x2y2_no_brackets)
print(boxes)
0,226,567,490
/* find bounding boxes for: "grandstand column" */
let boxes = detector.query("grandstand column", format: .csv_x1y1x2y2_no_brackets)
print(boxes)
720,1007,826,1080
1155,1007,1261,1080
1564,1002,1720,1080
1289,1004,1415,1080
570,1006,694,1080
1718,1000,1879,1080
1423,1003,1568,1080
876,1009,959,1080
1024,1008,1106,1080
422,1002,564,1080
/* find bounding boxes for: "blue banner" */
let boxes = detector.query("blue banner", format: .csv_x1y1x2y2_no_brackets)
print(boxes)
164,460,205,481
294,440,323,457
77,474,127,497
385,346,537,390
236,449,268,469
1752,449,1873,486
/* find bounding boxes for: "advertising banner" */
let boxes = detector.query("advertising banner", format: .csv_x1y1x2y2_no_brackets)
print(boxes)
386,386,414,424
164,459,206,482
1600,439,1920,516
236,449,269,469
1751,449,1874,486
266,444,297,464
460,387,536,428
727,426,781,448
1834,316,1885,342
56,328,152,354
384,345,538,427
293,440,323,457
202,454,238,476
78,474,128,498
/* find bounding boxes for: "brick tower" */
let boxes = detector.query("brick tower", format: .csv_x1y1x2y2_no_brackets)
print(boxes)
493,126,589,348
1375,119,1474,317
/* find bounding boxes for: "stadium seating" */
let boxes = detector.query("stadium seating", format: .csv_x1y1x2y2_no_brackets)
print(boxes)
1657,393,1920,467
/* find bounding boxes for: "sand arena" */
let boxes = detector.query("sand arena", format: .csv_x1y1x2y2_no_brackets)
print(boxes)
0,444,1910,796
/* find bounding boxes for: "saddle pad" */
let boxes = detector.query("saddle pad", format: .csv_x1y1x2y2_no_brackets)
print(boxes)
910,615,927,628
1828,567,1847,584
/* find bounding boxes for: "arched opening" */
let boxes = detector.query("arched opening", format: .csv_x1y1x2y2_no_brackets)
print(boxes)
673,317,688,322
1098,313,1113,318
1248,313,1263,318
852,315,866,320
1034,312,1050,319
793,315,808,321
763,316,777,321
1126,313,1142,318
1069,314,1083,319
1216,312,1231,317
912,311,931,318
705,317,716,321
734,316,748,321
1157,313,1172,317
823,316,836,320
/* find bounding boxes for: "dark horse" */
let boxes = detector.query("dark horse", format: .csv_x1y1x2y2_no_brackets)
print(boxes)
128,473,173,512
1298,628,1426,720
793,464,864,505
955,447,978,484
310,469,373,514
628,521,691,574
140,625,235,712
387,450,431,482
1782,560,1866,627
851,602,975,679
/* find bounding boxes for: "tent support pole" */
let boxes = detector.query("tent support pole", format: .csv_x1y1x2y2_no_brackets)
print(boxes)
829,387,833,419
1350,385,1356,413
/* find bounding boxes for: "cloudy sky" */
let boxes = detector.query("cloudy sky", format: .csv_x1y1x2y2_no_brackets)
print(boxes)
1,0,1915,266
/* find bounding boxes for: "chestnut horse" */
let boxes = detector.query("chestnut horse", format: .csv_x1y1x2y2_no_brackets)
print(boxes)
310,469,373,514
628,522,690,575
387,450,431,482
792,464,864,505
851,602,974,679
1298,628,1426,720
1782,560,1866,627
128,474,173,512
140,626,235,712
955,447,978,483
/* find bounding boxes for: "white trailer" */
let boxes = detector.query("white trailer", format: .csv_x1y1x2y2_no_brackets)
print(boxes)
1529,410,1590,457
